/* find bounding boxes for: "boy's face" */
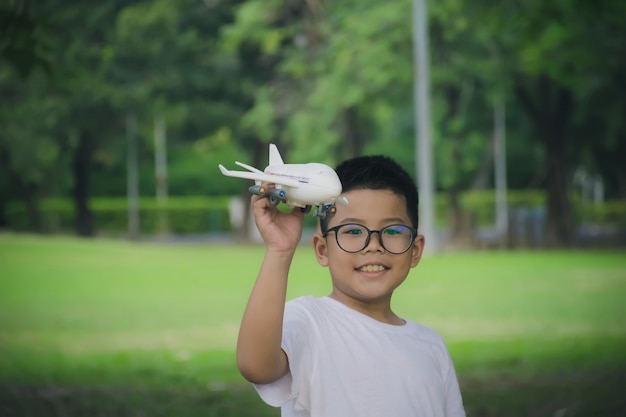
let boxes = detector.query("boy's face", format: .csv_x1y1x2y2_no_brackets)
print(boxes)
313,188,424,312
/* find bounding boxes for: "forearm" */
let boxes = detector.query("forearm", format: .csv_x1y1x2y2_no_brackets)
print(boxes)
236,249,293,384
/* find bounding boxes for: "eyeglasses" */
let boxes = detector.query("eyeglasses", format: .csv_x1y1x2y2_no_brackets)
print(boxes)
323,223,418,254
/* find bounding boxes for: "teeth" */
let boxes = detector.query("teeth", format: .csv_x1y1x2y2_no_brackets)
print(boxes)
359,265,386,273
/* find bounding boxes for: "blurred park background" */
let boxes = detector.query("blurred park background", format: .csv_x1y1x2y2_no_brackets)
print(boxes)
1,0,625,246
1,0,626,416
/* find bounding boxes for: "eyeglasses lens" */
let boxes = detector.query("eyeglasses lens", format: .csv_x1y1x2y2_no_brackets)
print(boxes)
336,224,413,254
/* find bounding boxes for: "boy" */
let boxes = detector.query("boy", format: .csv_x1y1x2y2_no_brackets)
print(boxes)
237,155,466,417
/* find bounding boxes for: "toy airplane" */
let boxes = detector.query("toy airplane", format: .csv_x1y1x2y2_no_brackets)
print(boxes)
218,144,346,218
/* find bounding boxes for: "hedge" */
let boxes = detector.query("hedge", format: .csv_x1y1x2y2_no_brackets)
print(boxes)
4,196,233,236
459,190,546,227
4,192,625,236
576,200,626,228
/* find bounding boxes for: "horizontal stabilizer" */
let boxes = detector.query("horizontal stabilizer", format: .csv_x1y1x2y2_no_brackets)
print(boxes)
218,164,231,176
236,161,263,174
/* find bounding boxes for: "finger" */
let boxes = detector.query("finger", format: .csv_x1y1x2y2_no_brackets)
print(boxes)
250,193,265,205
251,193,270,211
290,206,306,219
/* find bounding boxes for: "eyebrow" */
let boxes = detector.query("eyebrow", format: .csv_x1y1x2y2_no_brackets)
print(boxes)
336,217,408,225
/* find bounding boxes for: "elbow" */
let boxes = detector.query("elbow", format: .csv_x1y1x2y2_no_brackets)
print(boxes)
238,366,268,384
237,354,286,384
236,356,258,383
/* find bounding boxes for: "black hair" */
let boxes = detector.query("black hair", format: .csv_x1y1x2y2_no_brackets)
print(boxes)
321,155,419,233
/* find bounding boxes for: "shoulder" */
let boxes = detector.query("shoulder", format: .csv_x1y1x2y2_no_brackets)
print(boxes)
283,296,348,333
405,319,447,345
400,319,457,367
281,296,330,350
284,295,327,320
285,295,319,308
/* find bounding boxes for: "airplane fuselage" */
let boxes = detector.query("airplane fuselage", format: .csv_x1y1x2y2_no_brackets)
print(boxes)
218,144,344,217
263,163,342,208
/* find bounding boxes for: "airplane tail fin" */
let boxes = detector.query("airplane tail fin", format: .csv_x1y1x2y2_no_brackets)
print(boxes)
269,144,284,166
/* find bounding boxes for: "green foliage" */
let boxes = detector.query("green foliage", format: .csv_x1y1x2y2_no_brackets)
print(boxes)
1,0,625,242
89,139,247,198
223,0,419,163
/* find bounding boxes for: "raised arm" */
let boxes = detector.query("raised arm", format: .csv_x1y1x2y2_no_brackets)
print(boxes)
236,189,304,384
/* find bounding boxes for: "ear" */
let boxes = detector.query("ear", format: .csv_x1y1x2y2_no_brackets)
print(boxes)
410,234,425,268
312,231,329,267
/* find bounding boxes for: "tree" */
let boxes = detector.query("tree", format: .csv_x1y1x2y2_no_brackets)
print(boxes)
428,0,504,240
41,1,133,236
485,0,626,245
0,0,52,77
0,69,70,232
3,0,624,246
0,0,57,230
1,0,248,235
223,0,418,164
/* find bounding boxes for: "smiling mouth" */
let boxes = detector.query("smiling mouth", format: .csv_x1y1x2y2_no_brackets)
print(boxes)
357,265,388,273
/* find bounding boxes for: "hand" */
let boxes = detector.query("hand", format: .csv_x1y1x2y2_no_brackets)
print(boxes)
251,184,305,254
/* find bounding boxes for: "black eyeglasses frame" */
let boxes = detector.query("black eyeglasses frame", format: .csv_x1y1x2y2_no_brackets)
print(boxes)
322,223,418,254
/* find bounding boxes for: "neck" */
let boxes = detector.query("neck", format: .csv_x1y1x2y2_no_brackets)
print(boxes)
328,293,405,325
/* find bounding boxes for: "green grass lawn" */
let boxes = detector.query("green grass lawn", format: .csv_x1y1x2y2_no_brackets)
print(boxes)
1,233,625,416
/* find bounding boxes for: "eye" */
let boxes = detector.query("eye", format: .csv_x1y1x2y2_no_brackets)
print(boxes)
383,225,408,236
342,225,364,235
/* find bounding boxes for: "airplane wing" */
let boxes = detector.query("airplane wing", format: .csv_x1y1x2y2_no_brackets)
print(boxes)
219,165,302,188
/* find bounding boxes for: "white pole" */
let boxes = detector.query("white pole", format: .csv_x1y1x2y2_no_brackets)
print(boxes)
413,0,437,252
127,113,139,240
494,100,508,241
593,175,604,206
154,114,169,234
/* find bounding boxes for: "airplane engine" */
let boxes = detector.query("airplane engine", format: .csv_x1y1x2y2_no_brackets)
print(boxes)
248,185,267,196
269,189,286,206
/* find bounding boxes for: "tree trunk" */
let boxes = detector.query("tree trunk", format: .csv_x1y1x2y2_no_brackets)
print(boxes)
543,130,574,246
448,133,464,240
343,107,364,159
72,131,94,237
515,75,575,247
615,132,626,200
447,182,462,237
14,175,45,233
0,147,44,233
442,86,467,241
471,131,495,190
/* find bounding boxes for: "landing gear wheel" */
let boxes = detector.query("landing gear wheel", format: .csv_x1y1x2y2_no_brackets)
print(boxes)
314,207,327,219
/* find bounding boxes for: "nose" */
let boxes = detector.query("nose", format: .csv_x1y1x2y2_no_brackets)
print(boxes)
363,230,385,253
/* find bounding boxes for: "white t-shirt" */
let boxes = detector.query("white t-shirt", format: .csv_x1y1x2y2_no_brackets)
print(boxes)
254,296,466,417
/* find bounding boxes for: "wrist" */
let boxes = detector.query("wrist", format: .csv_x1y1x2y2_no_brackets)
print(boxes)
264,245,297,261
